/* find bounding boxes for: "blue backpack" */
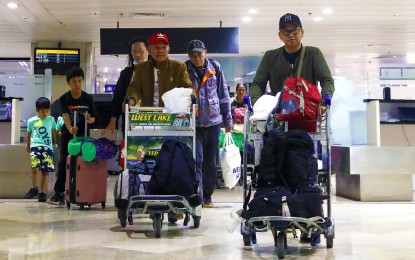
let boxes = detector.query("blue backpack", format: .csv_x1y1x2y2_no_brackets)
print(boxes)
148,139,200,205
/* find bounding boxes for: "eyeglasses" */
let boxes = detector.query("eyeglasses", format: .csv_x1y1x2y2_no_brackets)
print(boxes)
280,28,301,36
130,49,146,55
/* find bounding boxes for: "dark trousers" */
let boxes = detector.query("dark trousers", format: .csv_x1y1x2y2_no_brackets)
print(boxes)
54,133,71,193
196,124,221,202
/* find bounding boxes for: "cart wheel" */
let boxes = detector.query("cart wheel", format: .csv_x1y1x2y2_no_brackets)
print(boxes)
153,214,162,238
243,234,251,246
66,201,71,210
183,213,190,226
325,221,335,248
277,231,286,259
193,216,201,228
80,204,84,210
101,202,105,209
326,237,334,248
271,228,277,247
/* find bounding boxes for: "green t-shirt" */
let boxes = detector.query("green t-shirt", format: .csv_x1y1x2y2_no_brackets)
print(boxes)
27,116,56,150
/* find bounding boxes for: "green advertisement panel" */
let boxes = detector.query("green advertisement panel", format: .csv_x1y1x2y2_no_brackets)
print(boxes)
126,136,193,169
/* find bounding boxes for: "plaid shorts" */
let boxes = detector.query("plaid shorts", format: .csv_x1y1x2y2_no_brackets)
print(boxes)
30,146,55,172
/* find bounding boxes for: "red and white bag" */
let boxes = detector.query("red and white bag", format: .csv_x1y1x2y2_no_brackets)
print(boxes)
277,46,321,132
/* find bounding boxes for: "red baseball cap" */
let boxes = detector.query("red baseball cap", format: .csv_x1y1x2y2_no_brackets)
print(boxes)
148,32,169,45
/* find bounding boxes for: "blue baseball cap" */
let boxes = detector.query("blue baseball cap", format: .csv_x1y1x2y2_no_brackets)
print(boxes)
279,13,302,29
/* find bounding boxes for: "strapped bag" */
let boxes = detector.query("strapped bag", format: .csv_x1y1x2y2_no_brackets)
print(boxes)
148,139,201,206
277,46,322,132
114,157,154,209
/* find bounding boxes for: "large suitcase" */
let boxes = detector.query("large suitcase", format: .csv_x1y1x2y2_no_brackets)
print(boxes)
65,155,108,209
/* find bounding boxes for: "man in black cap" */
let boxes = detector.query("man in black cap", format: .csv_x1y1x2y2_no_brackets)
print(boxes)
185,39,233,208
250,13,335,104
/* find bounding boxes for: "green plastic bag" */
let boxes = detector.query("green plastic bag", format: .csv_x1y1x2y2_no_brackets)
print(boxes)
219,131,244,151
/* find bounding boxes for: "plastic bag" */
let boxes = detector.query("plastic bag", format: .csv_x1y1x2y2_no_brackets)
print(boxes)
249,94,280,122
161,87,193,113
219,132,242,189
219,130,244,151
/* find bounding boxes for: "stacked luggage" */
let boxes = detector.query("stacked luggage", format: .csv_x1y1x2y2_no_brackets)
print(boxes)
237,96,335,259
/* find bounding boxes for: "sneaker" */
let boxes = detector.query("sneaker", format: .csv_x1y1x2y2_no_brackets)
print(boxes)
24,187,39,199
38,192,47,202
46,192,65,205
203,200,214,208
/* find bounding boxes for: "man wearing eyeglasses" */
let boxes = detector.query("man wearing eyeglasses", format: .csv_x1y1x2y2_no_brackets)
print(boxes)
250,13,335,104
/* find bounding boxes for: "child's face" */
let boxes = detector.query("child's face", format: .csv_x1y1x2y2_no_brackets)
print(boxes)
67,76,84,92
37,109,50,119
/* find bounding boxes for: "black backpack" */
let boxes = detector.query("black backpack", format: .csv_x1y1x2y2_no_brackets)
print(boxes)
241,186,293,220
257,129,316,189
148,139,200,204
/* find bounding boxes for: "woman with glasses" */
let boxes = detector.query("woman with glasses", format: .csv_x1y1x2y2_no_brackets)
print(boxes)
249,13,335,105
102,37,149,134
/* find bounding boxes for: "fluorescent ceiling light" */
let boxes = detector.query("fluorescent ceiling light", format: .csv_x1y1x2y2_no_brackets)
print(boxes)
313,17,322,22
248,9,258,14
7,2,18,9
323,8,333,14
242,16,252,23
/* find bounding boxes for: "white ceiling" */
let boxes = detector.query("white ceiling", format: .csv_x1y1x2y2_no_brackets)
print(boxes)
1,0,415,85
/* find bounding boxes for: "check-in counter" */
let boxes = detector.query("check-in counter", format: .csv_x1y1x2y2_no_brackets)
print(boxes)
0,145,57,198
332,146,415,201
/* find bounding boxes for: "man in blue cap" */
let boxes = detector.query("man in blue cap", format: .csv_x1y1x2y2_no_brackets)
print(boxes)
250,13,335,104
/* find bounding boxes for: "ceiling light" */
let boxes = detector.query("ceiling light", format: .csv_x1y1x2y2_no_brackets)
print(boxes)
322,8,333,15
242,17,252,23
117,68,122,72
103,78,108,82
313,17,322,22
248,9,258,14
104,67,108,72
7,2,18,9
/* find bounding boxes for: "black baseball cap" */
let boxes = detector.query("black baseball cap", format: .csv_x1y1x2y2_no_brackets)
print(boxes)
187,39,206,54
279,13,302,29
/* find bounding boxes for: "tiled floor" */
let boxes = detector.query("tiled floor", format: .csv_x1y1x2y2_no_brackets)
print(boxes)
0,176,414,260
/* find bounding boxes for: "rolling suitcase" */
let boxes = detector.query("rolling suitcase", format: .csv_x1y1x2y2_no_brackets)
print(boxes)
64,106,108,210
65,155,108,209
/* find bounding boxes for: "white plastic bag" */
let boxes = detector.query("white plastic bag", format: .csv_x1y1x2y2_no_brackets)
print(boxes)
162,87,193,113
249,93,280,121
219,132,242,189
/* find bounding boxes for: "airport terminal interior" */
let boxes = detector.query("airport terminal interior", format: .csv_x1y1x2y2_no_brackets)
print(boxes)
1,1,415,259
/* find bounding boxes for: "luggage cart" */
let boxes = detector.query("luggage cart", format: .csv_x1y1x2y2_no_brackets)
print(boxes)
124,98,202,238
237,96,335,259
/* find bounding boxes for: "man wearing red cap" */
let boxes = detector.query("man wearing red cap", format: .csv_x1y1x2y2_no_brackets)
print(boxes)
125,32,193,223
126,32,192,107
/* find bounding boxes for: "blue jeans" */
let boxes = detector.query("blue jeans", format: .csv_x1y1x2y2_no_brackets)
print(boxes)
196,124,221,202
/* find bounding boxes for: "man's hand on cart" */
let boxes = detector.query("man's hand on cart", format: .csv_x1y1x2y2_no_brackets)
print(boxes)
225,127,232,133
